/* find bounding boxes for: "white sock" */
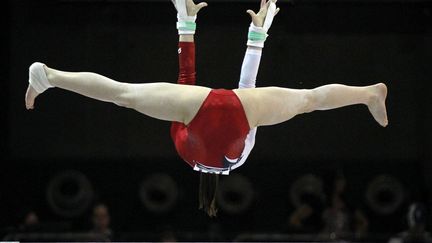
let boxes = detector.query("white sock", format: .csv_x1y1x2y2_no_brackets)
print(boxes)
29,62,53,93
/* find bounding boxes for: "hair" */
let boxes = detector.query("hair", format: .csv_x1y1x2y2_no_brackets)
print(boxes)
199,172,220,217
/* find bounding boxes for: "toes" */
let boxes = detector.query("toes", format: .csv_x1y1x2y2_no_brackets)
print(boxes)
25,85,36,110
381,118,388,127
25,99,34,110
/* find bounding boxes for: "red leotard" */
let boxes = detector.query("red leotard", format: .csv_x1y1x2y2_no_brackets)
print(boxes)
171,89,250,174
170,42,251,174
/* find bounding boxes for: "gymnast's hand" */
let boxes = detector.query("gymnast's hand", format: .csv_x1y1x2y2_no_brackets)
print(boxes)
171,0,208,17
246,0,280,28
172,0,207,35
186,0,208,16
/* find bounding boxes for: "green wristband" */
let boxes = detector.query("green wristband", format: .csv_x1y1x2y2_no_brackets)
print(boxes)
248,31,267,41
177,21,196,32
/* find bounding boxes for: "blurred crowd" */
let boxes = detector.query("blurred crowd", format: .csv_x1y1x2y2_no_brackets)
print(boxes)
284,174,432,243
3,173,431,242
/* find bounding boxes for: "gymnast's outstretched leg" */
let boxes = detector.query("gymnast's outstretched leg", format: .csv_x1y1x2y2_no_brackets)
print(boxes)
25,63,210,124
234,83,388,127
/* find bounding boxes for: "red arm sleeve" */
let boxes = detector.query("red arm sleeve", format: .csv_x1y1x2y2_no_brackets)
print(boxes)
177,42,196,85
171,42,196,144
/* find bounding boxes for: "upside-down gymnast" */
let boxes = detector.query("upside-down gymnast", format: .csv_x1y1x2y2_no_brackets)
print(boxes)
25,0,388,217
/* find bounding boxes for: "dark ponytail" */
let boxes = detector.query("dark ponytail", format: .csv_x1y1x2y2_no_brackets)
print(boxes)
199,172,219,217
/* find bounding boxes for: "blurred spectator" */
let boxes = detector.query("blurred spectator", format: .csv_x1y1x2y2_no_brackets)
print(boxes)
321,193,351,239
320,173,369,240
286,193,324,233
352,208,369,238
389,202,432,243
18,210,40,231
208,222,224,241
90,203,113,241
160,230,177,242
160,225,177,242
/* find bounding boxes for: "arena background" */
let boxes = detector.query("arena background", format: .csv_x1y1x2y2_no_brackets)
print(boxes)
2,0,432,241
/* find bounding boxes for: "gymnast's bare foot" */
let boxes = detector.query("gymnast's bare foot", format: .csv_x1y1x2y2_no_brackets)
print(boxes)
367,83,388,127
25,62,53,110
25,84,39,110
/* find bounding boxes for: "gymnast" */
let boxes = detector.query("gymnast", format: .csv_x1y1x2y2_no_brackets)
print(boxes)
25,0,388,217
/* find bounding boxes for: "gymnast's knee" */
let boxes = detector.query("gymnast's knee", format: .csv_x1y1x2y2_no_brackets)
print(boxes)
114,84,137,109
300,90,317,114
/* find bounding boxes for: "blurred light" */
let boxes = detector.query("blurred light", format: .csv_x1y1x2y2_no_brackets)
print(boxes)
46,170,94,218
139,173,178,213
217,174,254,214
366,174,405,215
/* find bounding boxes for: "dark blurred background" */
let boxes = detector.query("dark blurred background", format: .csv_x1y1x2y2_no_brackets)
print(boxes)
2,0,432,241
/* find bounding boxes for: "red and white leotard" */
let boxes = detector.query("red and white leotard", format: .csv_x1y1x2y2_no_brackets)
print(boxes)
171,89,250,175
171,42,256,174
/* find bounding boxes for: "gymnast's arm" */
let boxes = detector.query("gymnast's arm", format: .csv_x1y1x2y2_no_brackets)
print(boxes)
172,0,207,85
239,1,265,89
231,0,280,169
239,0,280,89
